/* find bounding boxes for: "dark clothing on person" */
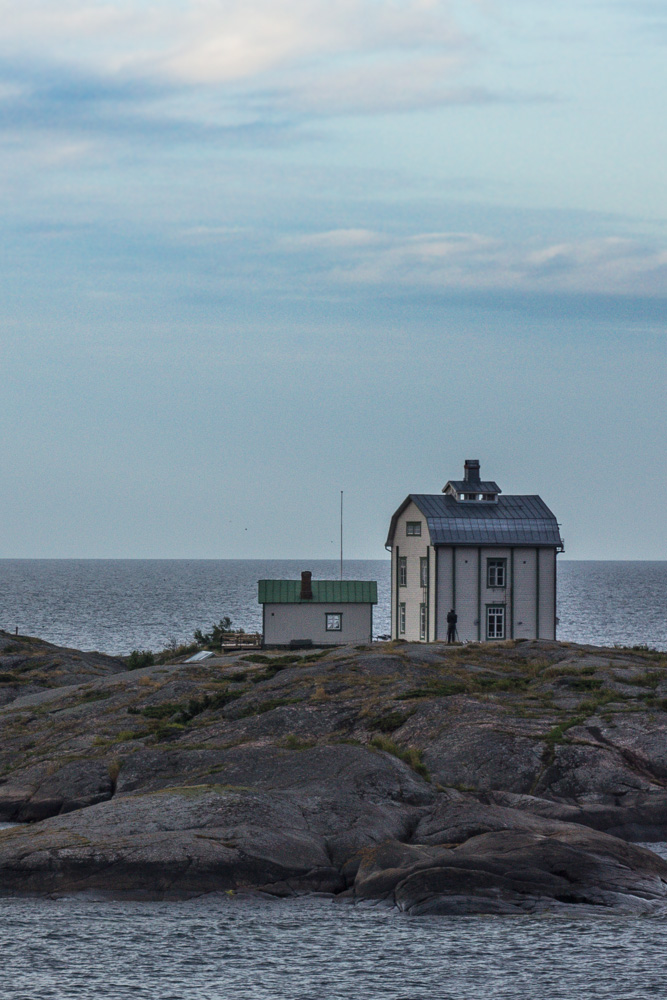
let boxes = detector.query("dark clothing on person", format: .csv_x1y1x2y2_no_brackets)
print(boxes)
446,609,457,644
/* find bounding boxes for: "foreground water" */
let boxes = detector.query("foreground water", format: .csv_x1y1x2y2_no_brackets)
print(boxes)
2,892,667,1000
0,559,666,654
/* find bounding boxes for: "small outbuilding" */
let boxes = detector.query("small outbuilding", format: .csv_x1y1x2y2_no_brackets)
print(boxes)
258,571,378,648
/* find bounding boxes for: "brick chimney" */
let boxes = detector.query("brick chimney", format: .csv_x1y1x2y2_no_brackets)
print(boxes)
464,459,481,483
300,570,313,600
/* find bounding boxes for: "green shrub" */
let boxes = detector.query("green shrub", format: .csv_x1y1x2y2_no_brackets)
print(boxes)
194,618,234,647
568,678,603,691
127,649,155,670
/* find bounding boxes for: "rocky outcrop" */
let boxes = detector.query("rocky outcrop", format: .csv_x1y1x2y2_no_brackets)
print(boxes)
353,829,667,915
1,635,667,910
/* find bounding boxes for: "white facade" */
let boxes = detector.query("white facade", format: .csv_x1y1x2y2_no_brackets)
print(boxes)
262,602,373,647
387,462,562,643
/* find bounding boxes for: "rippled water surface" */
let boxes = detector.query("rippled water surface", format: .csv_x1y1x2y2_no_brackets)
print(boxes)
3,893,667,1000
0,559,666,653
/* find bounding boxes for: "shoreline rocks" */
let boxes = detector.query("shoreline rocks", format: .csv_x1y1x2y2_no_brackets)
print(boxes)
2,633,667,911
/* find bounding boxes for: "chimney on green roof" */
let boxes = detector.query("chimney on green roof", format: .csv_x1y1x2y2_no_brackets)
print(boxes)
300,570,313,600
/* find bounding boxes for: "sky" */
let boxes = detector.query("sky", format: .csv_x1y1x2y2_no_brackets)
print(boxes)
1,0,666,560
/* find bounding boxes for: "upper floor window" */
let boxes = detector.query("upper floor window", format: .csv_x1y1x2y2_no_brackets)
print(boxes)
420,557,428,588
398,556,407,587
406,522,422,536
487,558,506,588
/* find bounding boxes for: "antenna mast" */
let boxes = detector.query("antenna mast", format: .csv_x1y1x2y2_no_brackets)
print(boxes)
340,490,343,581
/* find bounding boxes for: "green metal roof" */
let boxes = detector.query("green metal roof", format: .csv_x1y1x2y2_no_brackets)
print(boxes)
258,580,378,605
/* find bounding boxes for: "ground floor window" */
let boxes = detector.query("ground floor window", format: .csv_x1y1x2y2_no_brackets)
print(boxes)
325,613,342,631
487,605,505,639
419,603,426,640
399,603,406,635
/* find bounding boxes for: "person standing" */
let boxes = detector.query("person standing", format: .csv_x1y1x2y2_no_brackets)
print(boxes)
446,609,457,644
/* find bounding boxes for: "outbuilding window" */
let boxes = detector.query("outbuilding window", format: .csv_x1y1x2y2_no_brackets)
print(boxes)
325,613,342,631
487,605,505,640
487,558,506,588
406,522,421,536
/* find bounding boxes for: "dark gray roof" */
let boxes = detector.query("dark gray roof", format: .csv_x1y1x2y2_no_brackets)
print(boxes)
444,480,501,494
386,493,563,548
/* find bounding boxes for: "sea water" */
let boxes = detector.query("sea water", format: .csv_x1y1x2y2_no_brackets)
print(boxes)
0,559,666,654
1,893,667,999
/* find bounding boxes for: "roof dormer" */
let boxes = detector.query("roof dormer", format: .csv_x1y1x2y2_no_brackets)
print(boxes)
442,459,500,502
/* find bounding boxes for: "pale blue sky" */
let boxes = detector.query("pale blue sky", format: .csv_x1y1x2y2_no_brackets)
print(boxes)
1,0,665,559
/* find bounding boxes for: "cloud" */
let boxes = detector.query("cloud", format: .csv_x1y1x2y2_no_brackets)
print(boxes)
0,0,491,133
287,228,667,297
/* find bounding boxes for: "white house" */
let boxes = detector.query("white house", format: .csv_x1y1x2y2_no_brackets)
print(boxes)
386,460,564,643
258,571,377,648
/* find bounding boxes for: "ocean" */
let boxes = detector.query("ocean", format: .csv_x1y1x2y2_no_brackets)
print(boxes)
2,891,667,1000
0,559,665,655
1,559,667,999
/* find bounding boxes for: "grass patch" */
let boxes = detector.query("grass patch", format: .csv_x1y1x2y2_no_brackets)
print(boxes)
242,654,302,668
633,670,664,690
127,689,243,727
0,673,20,683
283,733,317,750
239,697,302,717
397,682,467,700
397,674,529,701
77,689,112,704
543,664,597,679
543,716,586,745
369,736,430,781
368,710,413,733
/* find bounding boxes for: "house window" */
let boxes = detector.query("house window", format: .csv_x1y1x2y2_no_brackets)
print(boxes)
419,603,426,640
399,603,406,635
420,557,428,588
398,556,407,587
487,605,505,640
406,522,421,536
487,558,506,588
325,613,342,631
